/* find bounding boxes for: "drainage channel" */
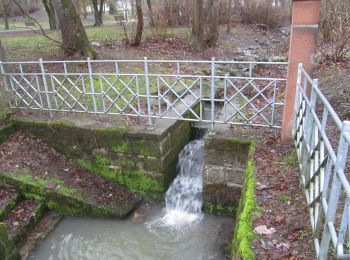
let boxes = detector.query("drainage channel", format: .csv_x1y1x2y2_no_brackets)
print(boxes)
29,133,234,260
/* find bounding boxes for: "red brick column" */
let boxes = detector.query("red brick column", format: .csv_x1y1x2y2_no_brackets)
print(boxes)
281,0,321,141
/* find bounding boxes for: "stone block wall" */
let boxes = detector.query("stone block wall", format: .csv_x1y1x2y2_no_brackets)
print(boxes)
12,117,191,195
203,136,250,216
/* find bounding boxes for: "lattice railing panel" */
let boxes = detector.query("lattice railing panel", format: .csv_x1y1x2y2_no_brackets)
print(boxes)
293,63,350,259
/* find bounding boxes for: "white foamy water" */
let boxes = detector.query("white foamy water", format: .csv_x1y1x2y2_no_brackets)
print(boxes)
148,139,204,230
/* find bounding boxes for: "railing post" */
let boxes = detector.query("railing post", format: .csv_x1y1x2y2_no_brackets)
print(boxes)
211,57,215,130
87,58,98,116
39,59,52,117
0,40,11,110
319,121,350,259
144,57,153,129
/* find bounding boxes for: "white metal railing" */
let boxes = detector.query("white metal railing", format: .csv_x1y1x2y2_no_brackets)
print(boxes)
0,58,287,128
293,63,350,259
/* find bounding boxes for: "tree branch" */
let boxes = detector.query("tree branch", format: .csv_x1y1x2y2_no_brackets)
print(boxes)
11,0,67,50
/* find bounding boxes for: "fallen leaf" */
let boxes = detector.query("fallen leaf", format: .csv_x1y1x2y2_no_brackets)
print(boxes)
254,225,277,235
275,215,285,224
276,242,290,253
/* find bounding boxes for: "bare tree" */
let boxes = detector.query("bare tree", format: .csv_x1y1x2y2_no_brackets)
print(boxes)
91,0,104,26
320,0,350,61
146,0,154,27
226,0,232,33
1,0,9,30
190,0,204,51
207,0,220,47
131,0,143,46
42,0,58,30
52,0,97,58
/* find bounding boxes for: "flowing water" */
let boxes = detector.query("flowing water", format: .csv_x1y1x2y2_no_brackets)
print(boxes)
29,140,233,260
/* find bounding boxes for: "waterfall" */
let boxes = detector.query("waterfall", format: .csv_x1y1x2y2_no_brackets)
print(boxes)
161,139,204,228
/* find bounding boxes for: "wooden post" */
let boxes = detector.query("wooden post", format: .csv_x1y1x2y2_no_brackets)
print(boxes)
281,0,321,142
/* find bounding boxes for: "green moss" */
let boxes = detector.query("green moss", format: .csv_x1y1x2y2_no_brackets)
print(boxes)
0,222,20,260
0,192,19,220
112,142,130,153
0,124,15,145
46,201,83,216
231,141,257,260
203,203,237,216
14,174,81,198
78,158,164,196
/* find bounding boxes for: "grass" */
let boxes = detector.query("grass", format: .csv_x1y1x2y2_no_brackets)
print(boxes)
283,151,298,168
277,194,291,202
1,26,189,60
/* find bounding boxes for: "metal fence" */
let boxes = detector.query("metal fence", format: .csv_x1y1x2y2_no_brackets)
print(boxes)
0,58,287,128
293,63,350,259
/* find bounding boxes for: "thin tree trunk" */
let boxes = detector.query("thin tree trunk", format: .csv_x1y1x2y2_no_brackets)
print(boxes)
146,0,154,27
42,0,58,30
92,0,103,26
207,0,220,47
226,0,232,33
190,0,204,51
109,2,115,14
82,0,87,18
1,0,9,30
131,0,143,46
52,0,97,58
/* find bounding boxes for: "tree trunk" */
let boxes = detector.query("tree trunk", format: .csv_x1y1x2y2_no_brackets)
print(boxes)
190,0,204,51
207,0,220,47
226,0,232,33
146,0,154,27
42,0,58,30
91,0,104,26
131,0,143,46
1,0,9,30
109,2,115,14
82,0,87,18
52,0,97,58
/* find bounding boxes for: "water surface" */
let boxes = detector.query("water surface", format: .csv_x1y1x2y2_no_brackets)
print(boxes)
29,203,232,260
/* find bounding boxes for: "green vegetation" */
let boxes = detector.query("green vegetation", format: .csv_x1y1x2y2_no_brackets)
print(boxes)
283,151,298,168
0,124,15,145
0,222,19,260
232,141,257,260
203,203,237,216
78,154,165,196
14,174,81,198
1,27,189,60
277,194,291,202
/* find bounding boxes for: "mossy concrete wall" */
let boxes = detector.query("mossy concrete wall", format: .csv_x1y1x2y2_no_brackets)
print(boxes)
12,117,191,195
203,136,250,216
0,222,20,260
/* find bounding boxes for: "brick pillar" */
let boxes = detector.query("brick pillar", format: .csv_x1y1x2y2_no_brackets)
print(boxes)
281,0,321,141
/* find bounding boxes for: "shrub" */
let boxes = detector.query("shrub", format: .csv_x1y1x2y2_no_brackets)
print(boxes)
320,0,350,61
237,0,290,29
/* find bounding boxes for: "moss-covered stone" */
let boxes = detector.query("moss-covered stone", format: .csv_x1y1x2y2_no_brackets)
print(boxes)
203,202,237,217
0,124,15,145
78,157,165,196
231,142,256,260
12,117,191,196
0,171,138,219
0,190,19,220
0,222,20,260
11,202,46,244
